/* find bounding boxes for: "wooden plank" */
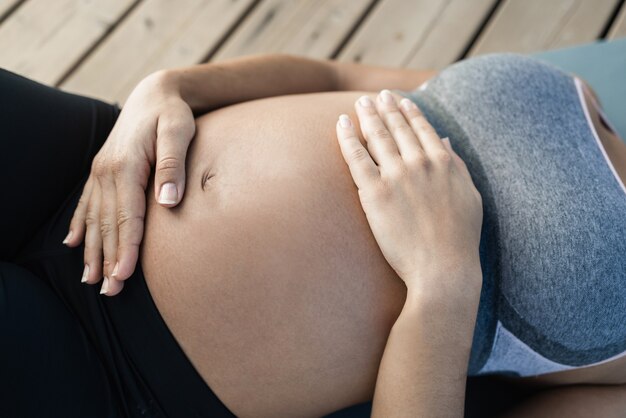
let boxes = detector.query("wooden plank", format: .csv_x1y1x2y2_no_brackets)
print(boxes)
61,0,255,103
0,0,22,19
469,0,620,56
0,0,135,85
607,2,626,39
337,0,443,66
213,0,372,61
404,0,496,69
337,0,495,69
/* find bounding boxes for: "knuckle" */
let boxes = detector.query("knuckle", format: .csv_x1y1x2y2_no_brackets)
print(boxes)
407,152,430,169
408,112,425,123
110,156,126,177
92,158,107,177
406,107,423,118
117,208,145,229
384,157,407,177
348,147,370,164
413,116,433,131
390,123,412,136
85,210,99,226
100,219,115,237
156,156,181,173
159,119,190,137
371,128,392,140
117,242,141,263
434,150,452,164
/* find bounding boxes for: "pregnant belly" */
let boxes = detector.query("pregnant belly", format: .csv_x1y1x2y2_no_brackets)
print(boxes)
139,91,408,417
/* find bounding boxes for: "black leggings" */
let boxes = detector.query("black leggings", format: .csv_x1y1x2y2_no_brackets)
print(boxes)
0,69,235,417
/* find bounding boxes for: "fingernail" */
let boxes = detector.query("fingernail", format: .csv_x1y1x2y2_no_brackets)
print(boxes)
63,230,73,245
112,262,119,278
100,276,109,295
358,96,373,107
339,114,352,128
442,137,452,149
81,264,90,283
158,182,178,204
380,89,394,104
400,98,416,111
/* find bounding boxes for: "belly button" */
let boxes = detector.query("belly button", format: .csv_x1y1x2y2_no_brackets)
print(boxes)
201,172,216,191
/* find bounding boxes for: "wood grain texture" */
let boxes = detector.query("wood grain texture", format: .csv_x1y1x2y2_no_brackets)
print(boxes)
0,0,134,85
469,0,620,56
213,0,372,61
607,2,626,40
404,0,496,69
337,0,495,68
61,0,255,103
0,0,22,19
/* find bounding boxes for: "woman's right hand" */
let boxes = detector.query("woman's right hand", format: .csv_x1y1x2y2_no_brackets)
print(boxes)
335,90,483,296
63,70,196,296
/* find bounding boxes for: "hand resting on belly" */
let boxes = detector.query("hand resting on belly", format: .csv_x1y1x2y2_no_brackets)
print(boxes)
140,91,409,417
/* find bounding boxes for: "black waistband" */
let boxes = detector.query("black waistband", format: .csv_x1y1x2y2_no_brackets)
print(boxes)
102,259,236,417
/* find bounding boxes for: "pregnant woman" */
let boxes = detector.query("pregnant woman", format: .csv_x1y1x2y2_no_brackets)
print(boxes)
1,53,625,417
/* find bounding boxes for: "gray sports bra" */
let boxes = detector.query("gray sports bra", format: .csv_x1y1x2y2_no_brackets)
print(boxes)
396,53,626,377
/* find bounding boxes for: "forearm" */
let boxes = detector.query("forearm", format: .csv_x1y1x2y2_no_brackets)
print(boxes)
372,268,482,418
150,54,436,113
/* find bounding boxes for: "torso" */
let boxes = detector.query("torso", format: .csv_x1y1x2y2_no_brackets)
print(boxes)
140,90,626,417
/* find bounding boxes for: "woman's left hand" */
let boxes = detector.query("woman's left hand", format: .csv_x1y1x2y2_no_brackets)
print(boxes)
63,71,196,296
335,90,483,296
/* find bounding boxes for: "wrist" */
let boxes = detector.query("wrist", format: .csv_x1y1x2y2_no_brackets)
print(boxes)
403,261,482,303
141,69,182,97
400,284,480,347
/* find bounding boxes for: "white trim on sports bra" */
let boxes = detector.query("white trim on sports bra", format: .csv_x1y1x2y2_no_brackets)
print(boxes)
477,321,626,377
574,77,626,196
476,79,626,377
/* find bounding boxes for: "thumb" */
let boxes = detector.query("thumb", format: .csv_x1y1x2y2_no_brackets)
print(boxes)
154,131,192,207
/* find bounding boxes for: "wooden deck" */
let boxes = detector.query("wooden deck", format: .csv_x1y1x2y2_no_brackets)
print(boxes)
1,0,625,104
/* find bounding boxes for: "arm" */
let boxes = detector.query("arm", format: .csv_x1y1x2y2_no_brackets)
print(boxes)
335,92,483,416
156,53,437,113
373,277,481,417
65,54,436,296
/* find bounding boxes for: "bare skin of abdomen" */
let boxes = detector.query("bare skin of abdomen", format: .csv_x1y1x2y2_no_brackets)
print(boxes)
139,91,626,417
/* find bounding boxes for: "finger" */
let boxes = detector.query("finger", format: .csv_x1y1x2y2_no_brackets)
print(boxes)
64,176,94,247
98,174,122,296
375,90,425,160
83,180,104,285
112,168,146,282
103,274,124,297
354,95,401,167
153,116,195,207
442,137,473,181
399,98,447,158
336,114,379,189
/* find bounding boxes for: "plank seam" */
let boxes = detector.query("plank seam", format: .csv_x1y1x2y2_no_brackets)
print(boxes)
400,0,450,68
202,0,263,63
459,0,503,60
600,0,626,38
546,0,580,49
329,0,380,60
55,0,144,87
0,0,26,25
